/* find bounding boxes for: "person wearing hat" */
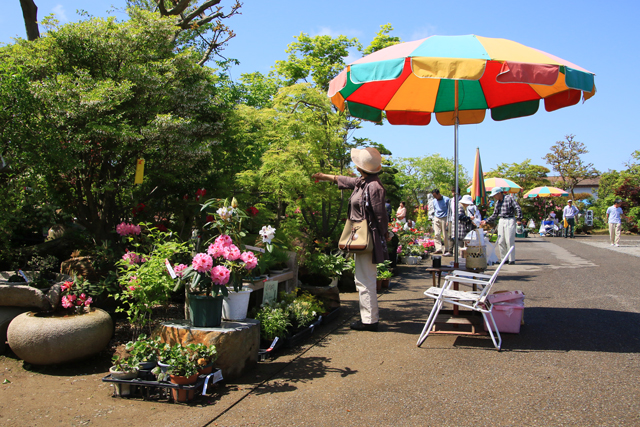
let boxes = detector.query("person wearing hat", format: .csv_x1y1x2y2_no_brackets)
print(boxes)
481,187,522,265
562,199,579,238
312,147,389,332
451,194,477,256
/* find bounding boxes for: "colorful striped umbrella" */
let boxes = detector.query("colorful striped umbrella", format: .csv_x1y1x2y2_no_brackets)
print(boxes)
467,177,522,194
470,148,487,205
523,186,569,198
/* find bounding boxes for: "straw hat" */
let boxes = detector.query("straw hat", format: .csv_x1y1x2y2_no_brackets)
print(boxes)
351,147,382,174
460,194,473,205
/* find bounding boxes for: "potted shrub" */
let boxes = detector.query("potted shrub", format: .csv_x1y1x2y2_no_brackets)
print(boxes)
300,252,349,287
376,261,393,290
126,334,161,370
253,302,291,346
110,347,139,396
187,343,218,375
153,342,199,402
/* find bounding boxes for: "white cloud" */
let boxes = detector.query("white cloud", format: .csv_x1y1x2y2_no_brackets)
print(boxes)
52,4,68,22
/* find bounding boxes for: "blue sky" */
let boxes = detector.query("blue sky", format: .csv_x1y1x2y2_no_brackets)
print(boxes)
2,0,639,177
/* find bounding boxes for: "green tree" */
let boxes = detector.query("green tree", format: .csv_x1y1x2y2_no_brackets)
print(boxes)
543,134,599,200
0,13,226,242
363,23,401,56
486,159,550,193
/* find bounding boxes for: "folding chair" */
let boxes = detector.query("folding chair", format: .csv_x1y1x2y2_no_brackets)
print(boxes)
416,246,515,350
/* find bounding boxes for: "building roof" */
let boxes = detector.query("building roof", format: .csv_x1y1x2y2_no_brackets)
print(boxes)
546,176,601,186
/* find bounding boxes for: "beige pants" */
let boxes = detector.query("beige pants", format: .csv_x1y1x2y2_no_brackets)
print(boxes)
609,223,621,245
354,251,379,324
497,218,516,262
433,217,451,253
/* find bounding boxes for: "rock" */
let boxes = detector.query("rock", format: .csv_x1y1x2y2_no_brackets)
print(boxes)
7,308,113,365
0,284,52,310
0,307,28,354
156,319,259,380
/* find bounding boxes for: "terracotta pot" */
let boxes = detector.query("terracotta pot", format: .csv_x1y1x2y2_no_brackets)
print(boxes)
376,279,382,292
169,373,199,402
381,278,390,289
197,364,213,375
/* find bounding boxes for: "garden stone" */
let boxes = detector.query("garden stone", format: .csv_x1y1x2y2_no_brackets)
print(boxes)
0,284,52,311
7,308,113,364
0,307,28,354
156,319,259,380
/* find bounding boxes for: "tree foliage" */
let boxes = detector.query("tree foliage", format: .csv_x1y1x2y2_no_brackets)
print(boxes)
543,134,599,200
486,159,550,193
363,23,401,56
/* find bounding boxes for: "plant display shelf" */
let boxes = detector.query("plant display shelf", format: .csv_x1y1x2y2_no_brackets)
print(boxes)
102,369,223,403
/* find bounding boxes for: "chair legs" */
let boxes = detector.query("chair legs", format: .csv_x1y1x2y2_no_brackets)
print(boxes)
481,312,502,350
416,297,445,347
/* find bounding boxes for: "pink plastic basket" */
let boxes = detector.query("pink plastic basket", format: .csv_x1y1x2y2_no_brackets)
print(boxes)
487,290,525,305
484,304,524,334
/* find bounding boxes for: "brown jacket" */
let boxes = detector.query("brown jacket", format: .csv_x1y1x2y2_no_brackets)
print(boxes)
337,175,389,264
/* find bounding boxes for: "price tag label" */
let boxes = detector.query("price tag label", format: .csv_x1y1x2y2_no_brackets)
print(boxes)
262,280,278,305
165,259,176,279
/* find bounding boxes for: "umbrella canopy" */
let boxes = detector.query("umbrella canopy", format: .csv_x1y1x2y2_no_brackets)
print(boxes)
467,177,521,194
328,34,596,125
470,148,487,205
523,186,569,198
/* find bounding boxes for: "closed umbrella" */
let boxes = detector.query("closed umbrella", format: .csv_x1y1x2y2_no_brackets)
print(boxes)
470,148,487,205
328,34,595,264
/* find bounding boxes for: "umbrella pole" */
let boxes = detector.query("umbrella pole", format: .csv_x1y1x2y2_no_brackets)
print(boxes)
453,81,459,267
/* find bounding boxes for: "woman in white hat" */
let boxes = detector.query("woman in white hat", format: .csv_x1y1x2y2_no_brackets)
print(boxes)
312,147,389,332
451,194,477,256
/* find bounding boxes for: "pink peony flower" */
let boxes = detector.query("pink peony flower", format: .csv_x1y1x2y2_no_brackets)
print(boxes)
210,265,231,285
215,234,233,247
223,244,241,261
240,251,258,270
174,264,188,278
192,253,213,273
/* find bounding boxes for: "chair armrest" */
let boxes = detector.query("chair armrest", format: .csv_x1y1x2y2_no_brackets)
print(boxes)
443,275,489,286
449,270,492,280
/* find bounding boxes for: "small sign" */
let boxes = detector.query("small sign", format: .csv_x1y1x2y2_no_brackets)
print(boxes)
134,159,145,184
165,259,176,279
262,280,278,305
245,245,265,254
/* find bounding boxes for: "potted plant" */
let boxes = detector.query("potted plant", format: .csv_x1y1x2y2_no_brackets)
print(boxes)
126,334,160,370
187,343,218,375
301,252,349,287
110,347,139,396
253,302,291,346
376,260,393,290
163,343,200,402
60,276,94,314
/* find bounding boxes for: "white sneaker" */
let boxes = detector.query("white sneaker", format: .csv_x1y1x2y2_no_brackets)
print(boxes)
614,244,619,247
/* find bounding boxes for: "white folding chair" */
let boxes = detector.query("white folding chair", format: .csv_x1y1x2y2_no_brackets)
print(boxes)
416,246,514,350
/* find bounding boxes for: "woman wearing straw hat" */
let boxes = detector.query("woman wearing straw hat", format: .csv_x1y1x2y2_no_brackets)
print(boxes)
312,147,390,332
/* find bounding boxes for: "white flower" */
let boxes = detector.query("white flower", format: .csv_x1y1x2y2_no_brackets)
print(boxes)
259,225,276,243
217,206,235,221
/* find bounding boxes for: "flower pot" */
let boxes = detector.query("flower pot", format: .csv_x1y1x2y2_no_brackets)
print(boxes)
169,373,199,402
197,363,214,375
222,287,253,321
157,361,171,374
109,366,138,396
376,279,383,292
188,294,224,327
381,278,390,289
138,360,156,370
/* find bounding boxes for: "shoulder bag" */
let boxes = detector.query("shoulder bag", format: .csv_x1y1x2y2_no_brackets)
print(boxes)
338,187,373,252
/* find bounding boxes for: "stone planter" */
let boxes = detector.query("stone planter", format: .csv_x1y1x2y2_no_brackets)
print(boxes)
7,308,113,365
109,366,138,396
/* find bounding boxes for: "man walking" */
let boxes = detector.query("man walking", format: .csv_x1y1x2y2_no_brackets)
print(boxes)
606,199,626,247
481,187,522,265
430,189,452,256
562,200,579,238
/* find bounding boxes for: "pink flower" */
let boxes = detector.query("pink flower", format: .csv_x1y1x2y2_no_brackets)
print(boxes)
129,285,137,291
215,235,233,247
61,295,72,309
207,242,225,259
192,253,213,273
68,294,77,303
397,245,402,254
210,265,231,285
223,244,241,261
174,264,188,278
84,297,93,307
240,251,258,270
122,251,141,265
61,281,73,292
116,222,142,236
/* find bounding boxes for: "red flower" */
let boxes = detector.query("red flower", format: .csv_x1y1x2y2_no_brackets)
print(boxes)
183,194,189,201
247,206,259,216
195,188,206,201
156,223,168,232
206,215,214,223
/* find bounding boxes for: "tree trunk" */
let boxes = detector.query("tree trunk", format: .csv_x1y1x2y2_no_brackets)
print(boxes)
19,0,40,41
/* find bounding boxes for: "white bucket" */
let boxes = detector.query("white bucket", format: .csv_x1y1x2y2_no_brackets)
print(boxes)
222,287,253,321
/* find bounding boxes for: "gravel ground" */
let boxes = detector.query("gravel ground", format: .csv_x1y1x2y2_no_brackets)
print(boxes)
2,234,639,426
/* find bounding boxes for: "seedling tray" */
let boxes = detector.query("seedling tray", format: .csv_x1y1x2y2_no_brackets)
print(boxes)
102,369,223,403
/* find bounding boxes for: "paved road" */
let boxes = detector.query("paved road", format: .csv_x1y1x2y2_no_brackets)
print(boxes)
206,234,640,426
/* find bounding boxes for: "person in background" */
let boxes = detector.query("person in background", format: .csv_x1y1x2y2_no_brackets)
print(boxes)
562,199,579,238
396,201,407,223
481,187,522,265
385,199,392,220
312,147,389,332
606,199,627,247
430,189,452,256
451,195,476,257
